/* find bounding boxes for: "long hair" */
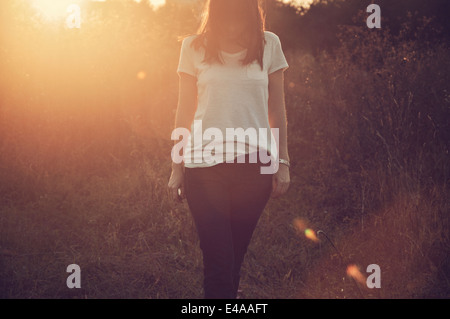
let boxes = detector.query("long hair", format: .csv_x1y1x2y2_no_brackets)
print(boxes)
188,0,266,70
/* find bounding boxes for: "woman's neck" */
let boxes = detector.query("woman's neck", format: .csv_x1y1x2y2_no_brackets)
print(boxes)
218,38,247,54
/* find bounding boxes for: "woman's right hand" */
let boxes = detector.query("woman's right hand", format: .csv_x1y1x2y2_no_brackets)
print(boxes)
167,164,185,203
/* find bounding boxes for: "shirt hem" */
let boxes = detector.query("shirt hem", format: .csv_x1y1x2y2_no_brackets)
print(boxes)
268,64,289,75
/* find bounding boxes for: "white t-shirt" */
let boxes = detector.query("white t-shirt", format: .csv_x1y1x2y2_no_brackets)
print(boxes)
176,31,289,168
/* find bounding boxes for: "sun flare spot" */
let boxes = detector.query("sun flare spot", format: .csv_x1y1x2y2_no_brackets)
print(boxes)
304,228,319,242
293,218,307,232
137,71,147,80
346,264,366,285
147,0,166,9
31,0,80,21
293,218,320,243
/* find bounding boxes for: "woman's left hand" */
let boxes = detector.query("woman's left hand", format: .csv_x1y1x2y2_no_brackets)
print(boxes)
271,164,290,198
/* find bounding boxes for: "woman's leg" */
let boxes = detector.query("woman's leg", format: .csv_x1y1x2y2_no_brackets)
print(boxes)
184,158,273,299
184,164,235,299
229,161,273,298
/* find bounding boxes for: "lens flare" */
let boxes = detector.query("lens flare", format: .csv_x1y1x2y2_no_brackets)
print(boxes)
31,0,80,21
293,218,319,242
137,71,147,80
346,264,366,285
304,228,319,242
149,0,166,9
293,218,307,232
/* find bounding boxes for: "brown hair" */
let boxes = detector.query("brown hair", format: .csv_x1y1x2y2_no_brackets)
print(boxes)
187,0,266,70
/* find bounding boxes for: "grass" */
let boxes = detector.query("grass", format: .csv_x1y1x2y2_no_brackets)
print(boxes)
0,143,448,298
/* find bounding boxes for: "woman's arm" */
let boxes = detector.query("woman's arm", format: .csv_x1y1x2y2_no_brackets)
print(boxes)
168,72,197,202
268,69,290,198
172,72,198,167
268,69,290,162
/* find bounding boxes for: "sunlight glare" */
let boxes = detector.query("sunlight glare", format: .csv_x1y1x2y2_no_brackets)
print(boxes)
293,218,320,243
146,0,166,9
281,0,314,9
346,264,366,285
137,71,147,80
304,228,319,242
31,0,81,21
293,218,307,232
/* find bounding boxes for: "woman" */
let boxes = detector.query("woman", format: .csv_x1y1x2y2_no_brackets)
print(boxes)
168,0,290,299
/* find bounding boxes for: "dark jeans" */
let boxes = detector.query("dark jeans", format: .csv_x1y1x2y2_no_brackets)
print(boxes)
184,153,273,299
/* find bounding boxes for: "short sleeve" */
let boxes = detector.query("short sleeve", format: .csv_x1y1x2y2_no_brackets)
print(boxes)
268,34,289,74
177,37,197,77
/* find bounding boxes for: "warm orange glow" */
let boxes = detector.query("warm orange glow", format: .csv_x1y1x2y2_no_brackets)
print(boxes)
281,0,314,9
346,264,366,285
293,218,319,242
137,71,147,80
304,228,319,242
148,0,166,9
30,0,168,22
31,0,81,21
293,218,307,232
